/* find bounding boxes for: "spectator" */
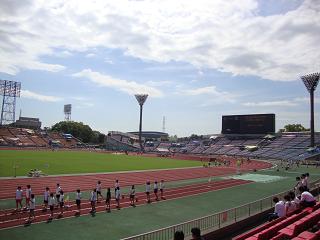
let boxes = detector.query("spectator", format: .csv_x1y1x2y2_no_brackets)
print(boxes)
174,230,184,240
284,194,295,216
294,177,302,196
299,186,316,207
288,191,300,209
191,227,203,240
268,197,285,221
305,173,310,191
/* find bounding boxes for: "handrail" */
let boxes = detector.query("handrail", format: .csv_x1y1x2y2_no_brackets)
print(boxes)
121,178,320,240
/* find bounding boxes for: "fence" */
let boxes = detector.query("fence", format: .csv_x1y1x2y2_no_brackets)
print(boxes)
121,179,320,240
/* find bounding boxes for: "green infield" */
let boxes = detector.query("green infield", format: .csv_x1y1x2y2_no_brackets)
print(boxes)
0,167,319,240
0,150,201,177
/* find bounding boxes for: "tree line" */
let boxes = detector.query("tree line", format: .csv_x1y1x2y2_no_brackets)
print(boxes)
50,121,105,144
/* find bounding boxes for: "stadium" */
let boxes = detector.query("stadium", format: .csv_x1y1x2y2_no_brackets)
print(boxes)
1,1,320,240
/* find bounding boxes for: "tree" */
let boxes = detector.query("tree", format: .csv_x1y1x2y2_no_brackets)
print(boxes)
51,121,105,143
283,124,309,132
169,135,178,142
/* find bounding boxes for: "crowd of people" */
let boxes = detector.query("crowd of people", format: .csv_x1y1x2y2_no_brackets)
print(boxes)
269,172,317,221
15,179,166,222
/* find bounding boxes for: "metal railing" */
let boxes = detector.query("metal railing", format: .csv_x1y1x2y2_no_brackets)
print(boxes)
121,179,320,240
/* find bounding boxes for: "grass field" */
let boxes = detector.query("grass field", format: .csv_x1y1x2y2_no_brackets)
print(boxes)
0,150,201,177
1,167,319,240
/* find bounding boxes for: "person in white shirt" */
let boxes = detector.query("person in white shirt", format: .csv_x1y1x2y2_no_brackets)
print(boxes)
145,181,151,203
48,193,55,220
25,185,32,209
15,186,23,210
115,187,121,209
268,197,285,221
55,183,62,206
114,180,120,196
299,186,316,207
96,181,103,202
90,189,97,213
75,189,81,214
129,185,136,206
28,194,36,221
284,194,296,216
160,180,165,200
43,187,50,211
59,190,64,215
154,181,159,201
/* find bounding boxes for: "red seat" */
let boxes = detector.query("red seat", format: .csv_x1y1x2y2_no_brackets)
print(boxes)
312,202,320,211
233,218,284,240
279,209,320,238
299,231,316,237
245,237,259,240
257,211,309,240
269,233,287,240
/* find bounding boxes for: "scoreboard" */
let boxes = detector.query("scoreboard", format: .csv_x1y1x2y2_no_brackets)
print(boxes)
222,114,275,134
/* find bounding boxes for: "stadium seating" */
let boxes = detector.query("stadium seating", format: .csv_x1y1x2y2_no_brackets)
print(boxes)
234,203,320,240
0,127,81,148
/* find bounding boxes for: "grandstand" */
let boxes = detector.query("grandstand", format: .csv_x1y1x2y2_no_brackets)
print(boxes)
0,126,81,148
105,130,320,162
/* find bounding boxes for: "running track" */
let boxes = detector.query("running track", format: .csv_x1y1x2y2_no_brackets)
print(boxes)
0,160,271,199
0,178,252,229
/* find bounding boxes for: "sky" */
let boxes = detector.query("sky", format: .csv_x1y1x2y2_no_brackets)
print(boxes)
0,0,319,137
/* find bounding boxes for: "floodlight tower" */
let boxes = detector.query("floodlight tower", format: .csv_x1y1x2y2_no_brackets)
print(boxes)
135,94,148,151
0,80,21,125
301,72,319,147
64,104,72,121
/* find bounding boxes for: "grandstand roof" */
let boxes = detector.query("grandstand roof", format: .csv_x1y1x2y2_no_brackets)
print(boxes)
128,131,168,139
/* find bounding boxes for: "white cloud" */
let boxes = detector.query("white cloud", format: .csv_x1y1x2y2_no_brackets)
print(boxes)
0,0,319,81
244,96,320,107
85,53,96,58
21,90,63,102
104,58,114,64
72,69,163,97
294,97,320,104
145,80,172,87
177,85,237,105
243,100,298,107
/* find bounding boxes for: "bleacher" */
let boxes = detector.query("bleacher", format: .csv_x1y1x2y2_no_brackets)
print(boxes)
0,127,81,148
234,203,320,240
146,132,320,162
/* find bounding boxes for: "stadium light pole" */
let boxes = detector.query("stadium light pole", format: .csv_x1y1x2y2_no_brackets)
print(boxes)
301,72,319,147
135,94,148,152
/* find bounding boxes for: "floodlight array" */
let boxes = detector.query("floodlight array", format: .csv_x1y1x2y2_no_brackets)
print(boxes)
135,94,148,106
301,72,320,92
0,80,21,97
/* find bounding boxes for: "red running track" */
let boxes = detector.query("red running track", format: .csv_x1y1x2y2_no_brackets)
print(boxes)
0,179,252,229
0,159,270,200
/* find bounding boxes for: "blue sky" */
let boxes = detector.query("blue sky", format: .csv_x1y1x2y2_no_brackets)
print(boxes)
0,0,319,136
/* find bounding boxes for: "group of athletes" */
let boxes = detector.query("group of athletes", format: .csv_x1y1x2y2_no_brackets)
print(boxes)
15,179,166,222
